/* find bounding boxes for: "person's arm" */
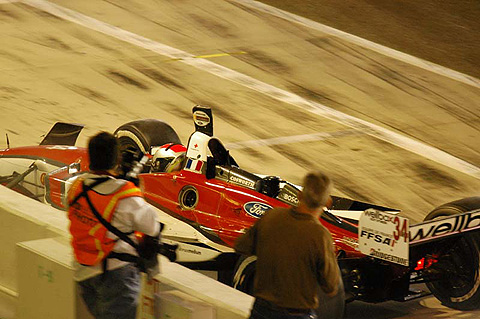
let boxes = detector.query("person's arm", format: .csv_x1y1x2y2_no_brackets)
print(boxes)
317,229,340,297
234,220,260,256
115,197,160,236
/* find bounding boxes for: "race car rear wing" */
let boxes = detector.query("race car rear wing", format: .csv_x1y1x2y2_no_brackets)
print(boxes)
358,208,480,266
40,122,84,146
409,208,480,245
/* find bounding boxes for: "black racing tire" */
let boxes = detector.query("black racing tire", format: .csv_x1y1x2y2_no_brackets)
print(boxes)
114,119,181,155
232,256,345,318
423,197,480,310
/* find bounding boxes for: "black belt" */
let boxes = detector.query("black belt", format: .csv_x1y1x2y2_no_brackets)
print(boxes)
255,298,312,314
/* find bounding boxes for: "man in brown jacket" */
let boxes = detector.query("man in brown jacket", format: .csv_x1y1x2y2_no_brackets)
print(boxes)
235,171,341,319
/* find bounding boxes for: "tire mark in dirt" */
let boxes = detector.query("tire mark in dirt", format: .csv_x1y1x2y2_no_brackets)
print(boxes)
12,33,81,54
205,101,278,141
0,49,30,66
333,176,373,203
272,143,376,202
73,31,122,55
284,82,355,126
131,65,186,90
237,146,271,161
104,70,150,90
41,36,75,52
410,162,461,190
57,79,136,117
5,129,19,136
60,84,117,105
164,104,192,121
0,7,22,20
0,86,25,101
235,48,290,74
194,99,277,141
189,13,237,38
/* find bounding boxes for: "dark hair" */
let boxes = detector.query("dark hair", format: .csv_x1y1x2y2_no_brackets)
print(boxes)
302,171,332,209
88,132,119,171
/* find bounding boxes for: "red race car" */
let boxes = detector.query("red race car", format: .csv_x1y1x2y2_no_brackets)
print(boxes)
2,105,480,311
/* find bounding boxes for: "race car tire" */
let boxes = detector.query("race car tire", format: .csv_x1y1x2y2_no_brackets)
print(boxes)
423,197,480,310
232,255,345,318
114,119,181,154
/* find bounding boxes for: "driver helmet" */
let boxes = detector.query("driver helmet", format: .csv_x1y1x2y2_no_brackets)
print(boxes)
151,143,187,173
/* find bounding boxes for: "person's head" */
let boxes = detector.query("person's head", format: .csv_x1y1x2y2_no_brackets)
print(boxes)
88,132,119,172
151,143,187,173
299,171,333,210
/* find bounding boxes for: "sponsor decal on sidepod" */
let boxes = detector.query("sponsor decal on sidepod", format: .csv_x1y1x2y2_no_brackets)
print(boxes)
244,202,273,218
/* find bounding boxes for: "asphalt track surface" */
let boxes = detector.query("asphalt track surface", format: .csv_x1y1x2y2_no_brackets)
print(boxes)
0,1,479,318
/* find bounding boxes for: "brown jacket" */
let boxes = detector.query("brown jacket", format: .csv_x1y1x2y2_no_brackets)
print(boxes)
234,207,339,309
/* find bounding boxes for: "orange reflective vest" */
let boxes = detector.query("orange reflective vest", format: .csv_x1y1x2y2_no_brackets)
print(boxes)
67,177,143,266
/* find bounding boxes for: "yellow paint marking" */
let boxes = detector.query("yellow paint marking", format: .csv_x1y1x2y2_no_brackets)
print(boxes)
166,51,247,62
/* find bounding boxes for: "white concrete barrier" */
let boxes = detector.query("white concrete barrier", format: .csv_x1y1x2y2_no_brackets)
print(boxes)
0,186,253,318
0,186,69,296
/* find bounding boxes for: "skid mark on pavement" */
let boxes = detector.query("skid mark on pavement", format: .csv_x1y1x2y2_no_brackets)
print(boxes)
229,0,480,89
17,0,480,180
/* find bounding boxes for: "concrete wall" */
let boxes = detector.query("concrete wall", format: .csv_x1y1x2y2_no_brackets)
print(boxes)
0,186,69,295
0,186,253,318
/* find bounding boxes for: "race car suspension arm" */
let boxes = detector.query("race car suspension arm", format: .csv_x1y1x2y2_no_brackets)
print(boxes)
5,164,37,189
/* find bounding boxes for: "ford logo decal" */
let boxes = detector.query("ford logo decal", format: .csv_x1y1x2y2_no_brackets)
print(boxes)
243,202,273,219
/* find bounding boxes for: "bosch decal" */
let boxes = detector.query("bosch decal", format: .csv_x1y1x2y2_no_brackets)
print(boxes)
243,202,273,218
280,193,299,205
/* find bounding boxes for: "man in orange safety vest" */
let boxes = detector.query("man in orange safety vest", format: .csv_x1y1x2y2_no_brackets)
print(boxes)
68,132,160,319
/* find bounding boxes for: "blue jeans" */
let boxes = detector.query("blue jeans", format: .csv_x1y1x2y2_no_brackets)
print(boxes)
250,298,317,319
79,264,140,319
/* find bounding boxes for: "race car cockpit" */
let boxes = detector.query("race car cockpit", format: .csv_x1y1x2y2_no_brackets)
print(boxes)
206,137,299,205
206,138,238,178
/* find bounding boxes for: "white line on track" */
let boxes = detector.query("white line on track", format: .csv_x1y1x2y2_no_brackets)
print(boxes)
230,0,480,89
18,0,480,179
225,130,360,149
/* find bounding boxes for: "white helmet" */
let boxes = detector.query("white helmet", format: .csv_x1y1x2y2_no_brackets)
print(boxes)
151,143,187,173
